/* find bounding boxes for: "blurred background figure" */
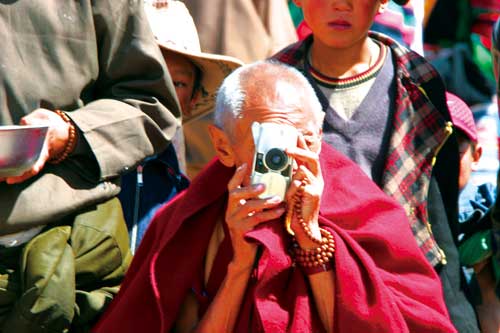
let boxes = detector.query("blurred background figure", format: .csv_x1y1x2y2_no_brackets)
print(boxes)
471,102,499,186
490,14,500,328
424,0,500,107
183,0,297,63
447,92,500,333
119,0,244,251
145,0,243,178
423,0,500,197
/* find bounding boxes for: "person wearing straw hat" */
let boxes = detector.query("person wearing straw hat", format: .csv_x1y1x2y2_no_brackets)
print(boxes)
119,0,244,251
146,0,244,179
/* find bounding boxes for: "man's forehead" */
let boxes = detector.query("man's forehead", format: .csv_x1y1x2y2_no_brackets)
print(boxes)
236,105,317,133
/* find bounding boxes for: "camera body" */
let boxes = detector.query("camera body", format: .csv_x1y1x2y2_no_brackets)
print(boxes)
250,122,297,200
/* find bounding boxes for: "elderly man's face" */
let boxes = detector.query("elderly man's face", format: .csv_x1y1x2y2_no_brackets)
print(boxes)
228,81,322,186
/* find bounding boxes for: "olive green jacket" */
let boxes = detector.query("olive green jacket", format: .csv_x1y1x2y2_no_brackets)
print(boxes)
0,198,132,333
0,0,181,233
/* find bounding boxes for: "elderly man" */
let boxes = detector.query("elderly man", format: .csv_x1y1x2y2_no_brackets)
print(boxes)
94,61,456,333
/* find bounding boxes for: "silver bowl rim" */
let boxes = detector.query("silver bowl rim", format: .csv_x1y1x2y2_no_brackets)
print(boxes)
0,124,49,131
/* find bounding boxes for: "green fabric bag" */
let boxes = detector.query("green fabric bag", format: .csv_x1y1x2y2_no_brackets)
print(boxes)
459,230,492,266
0,198,131,333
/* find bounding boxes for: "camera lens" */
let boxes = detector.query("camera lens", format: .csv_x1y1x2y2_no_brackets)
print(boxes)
265,148,288,171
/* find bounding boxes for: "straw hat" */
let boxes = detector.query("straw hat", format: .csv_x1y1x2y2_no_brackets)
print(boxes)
144,0,244,123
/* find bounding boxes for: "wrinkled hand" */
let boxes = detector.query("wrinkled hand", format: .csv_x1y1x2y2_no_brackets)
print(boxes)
285,134,324,250
1,108,70,184
226,163,286,269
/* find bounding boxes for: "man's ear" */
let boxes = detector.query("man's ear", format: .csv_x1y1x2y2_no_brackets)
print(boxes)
208,124,236,167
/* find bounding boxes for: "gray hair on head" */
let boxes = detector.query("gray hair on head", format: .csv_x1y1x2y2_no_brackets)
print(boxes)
214,60,323,141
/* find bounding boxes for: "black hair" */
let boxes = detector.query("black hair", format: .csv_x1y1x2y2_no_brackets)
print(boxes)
456,130,477,153
191,65,202,99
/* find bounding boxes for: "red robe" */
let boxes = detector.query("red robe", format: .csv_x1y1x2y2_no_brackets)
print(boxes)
93,144,456,332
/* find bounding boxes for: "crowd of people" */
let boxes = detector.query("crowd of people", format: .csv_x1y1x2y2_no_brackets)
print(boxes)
0,0,499,332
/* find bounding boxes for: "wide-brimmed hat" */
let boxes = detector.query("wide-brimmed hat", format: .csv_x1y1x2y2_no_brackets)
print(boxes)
144,0,244,123
446,92,478,143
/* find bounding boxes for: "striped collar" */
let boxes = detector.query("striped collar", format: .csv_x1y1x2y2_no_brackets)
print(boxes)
307,41,387,89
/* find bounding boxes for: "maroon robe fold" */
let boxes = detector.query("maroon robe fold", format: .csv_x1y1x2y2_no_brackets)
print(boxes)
93,144,457,333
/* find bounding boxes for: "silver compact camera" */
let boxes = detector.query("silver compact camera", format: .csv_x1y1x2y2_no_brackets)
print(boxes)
250,122,298,200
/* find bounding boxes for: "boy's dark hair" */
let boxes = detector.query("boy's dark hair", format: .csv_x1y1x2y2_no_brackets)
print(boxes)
456,129,478,154
392,0,409,5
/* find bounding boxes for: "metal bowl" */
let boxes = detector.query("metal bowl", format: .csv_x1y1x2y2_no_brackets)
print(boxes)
0,125,49,178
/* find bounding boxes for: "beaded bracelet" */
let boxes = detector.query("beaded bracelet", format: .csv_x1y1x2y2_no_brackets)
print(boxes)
49,110,77,164
299,260,334,275
288,179,336,274
292,228,335,268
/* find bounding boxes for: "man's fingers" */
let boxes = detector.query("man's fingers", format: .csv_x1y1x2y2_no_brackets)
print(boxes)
6,169,36,184
297,165,316,182
5,148,48,184
286,178,302,202
286,147,320,176
231,195,283,219
5,160,44,184
228,183,266,210
227,163,247,192
244,205,286,228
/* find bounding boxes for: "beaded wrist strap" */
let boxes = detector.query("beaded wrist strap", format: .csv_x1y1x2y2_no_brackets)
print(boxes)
288,179,336,274
299,259,334,275
292,228,335,270
49,110,77,164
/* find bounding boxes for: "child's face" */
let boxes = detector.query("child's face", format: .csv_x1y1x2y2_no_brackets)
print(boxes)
163,50,198,118
458,136,482,191
295,0,387,49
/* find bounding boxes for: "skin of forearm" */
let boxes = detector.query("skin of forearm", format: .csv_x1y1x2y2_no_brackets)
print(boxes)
195,261,254,333
294,220,335,332
308,263,335,332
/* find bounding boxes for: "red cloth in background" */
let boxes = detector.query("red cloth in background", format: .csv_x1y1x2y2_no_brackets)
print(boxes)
93,144,456,333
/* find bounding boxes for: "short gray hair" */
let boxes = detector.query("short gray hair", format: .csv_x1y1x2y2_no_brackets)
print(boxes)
214,61,323,140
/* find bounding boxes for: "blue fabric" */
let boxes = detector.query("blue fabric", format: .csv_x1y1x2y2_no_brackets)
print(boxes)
459,182,496,225
458,181,499,301
119,144,189,250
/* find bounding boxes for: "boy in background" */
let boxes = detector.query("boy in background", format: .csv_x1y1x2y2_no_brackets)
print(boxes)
448,91,499,332
273,0,477,331
119,0,243,250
